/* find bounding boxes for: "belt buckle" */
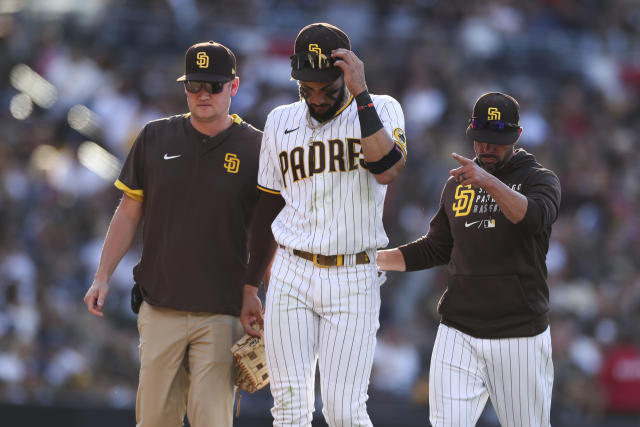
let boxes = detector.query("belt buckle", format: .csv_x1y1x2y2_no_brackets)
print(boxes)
312,253,330,268
312,254,344,268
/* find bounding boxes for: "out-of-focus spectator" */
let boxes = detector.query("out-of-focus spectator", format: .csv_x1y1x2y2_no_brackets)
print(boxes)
598,321,640,420
0,1,639,426
372,326,421,397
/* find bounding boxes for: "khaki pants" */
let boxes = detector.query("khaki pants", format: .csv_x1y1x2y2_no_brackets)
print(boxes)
135,301,243,427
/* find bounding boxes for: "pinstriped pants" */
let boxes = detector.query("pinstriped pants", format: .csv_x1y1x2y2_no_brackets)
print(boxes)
429,323,553,427
264,247,382,427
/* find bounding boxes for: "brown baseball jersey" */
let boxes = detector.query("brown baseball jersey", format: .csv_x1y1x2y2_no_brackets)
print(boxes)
115,113,261,314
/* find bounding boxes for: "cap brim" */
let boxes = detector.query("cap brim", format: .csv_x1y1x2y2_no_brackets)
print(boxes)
466,126,520,145
291,67,342,83
176,73,234,83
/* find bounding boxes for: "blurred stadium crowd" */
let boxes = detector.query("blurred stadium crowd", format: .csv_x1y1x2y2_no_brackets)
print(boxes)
1,0,639,426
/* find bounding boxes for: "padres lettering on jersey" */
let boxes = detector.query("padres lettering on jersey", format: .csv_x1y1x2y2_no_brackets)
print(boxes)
257,94,406,255
278,138,366,185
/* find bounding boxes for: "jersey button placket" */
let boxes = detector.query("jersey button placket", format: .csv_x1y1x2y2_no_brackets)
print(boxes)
310,129,326,235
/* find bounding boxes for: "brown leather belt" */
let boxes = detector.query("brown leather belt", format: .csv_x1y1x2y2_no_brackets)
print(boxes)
281,245,370,268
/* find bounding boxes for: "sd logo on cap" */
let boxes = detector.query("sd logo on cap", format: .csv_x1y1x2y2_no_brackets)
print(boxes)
465,92,522,145
290,23,351,83
177,41,236,83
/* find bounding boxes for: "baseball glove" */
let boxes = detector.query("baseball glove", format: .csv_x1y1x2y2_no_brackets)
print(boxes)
231,324,269,393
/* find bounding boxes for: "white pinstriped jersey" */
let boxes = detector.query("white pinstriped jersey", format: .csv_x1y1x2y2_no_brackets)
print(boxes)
257,93,406,255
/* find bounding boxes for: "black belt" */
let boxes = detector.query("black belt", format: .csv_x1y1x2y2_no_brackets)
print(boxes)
280,245,370,268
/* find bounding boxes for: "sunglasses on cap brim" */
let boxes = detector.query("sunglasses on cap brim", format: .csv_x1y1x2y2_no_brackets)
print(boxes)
290,51,335,71
469,117,520,131
184,80,227,94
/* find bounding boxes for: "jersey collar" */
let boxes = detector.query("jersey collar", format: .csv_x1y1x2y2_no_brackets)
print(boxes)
305,94,355,129
333,94,354,118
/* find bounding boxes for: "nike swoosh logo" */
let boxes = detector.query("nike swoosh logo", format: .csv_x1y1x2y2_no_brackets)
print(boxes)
465,221,480,228
164,154,182,160
284,127,299,134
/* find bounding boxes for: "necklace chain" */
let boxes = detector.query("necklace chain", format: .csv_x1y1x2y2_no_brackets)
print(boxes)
305,91,351,132
305,91,351,144
306,109,329,131
306,110,330,145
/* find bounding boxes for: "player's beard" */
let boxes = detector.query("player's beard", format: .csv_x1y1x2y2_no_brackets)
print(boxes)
475,148,514,173
304,83,346,123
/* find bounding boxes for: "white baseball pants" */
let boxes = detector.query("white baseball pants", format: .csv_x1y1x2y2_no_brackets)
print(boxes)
264,247,383,427
429,323,553,427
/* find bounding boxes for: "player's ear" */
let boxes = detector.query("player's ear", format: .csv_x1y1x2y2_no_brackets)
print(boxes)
230,77,240,97
513,128,523,146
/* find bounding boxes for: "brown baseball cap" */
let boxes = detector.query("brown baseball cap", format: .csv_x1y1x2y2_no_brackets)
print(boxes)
176,41,236,83
291,23,350,82
466,92,521,145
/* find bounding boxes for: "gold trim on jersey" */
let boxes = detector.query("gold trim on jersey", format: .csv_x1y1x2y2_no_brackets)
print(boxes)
184,112,243,125
334,94,354,118
257,185,280,195
115,179,143,201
